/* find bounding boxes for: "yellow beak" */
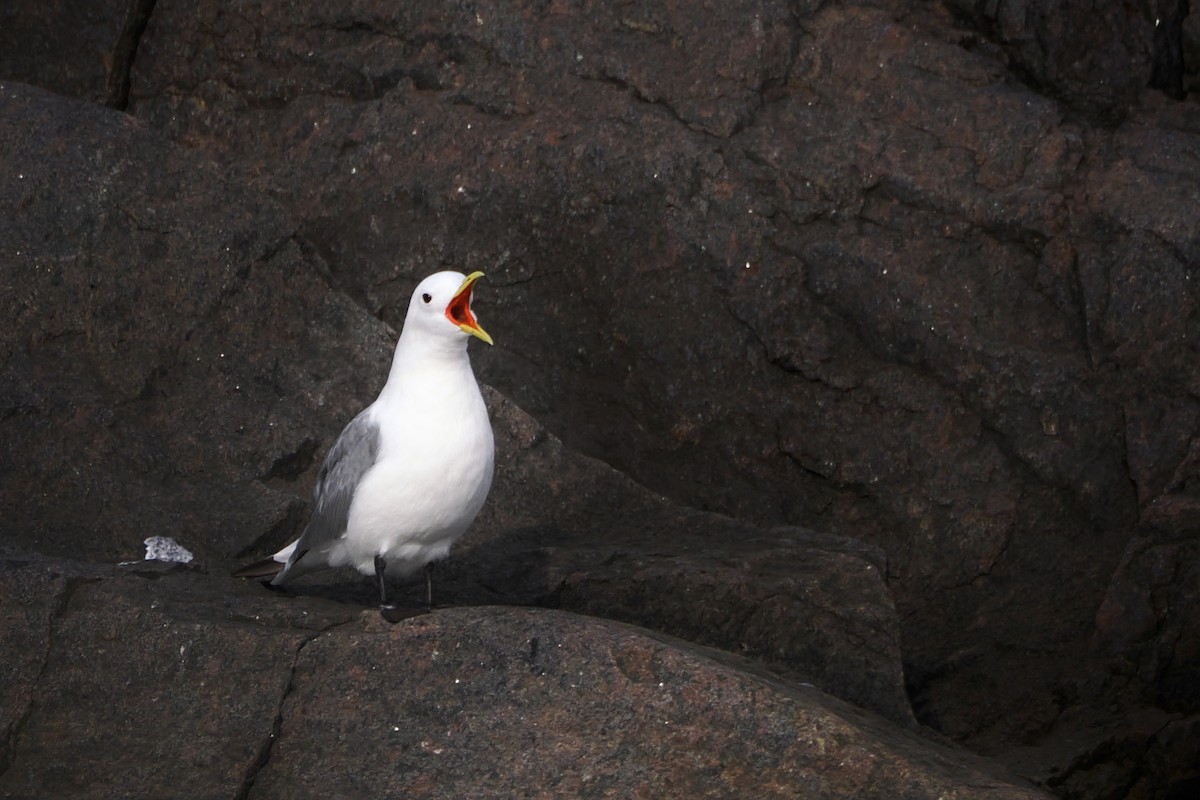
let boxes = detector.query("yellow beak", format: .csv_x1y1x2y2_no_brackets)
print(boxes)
445,270,493,345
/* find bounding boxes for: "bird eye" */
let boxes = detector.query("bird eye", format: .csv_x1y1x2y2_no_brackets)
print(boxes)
422,293,432,304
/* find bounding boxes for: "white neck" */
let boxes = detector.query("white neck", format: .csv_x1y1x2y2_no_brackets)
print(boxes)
375,327,472,407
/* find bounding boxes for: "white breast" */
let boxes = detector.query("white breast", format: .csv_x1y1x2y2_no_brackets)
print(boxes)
333,360,494,576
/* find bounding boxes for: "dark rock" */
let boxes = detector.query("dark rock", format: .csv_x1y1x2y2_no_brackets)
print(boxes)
555,538,911,726
0,80,394,566
942,0,1159,119
0,557,1048,800
2,0,1200,796
1148,0,1190,100
0,557,357,799
1188,13,1200,97
0,80,915,736
482,388,916,727
0,1,130,106
0,560,70,776
106,0,1200,781
243,385,918,728
262,604,1037,799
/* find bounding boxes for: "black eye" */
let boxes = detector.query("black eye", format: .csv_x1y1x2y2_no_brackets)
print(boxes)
422,293,432,304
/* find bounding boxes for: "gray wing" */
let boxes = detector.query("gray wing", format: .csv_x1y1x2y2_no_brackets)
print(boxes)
274,409,380,583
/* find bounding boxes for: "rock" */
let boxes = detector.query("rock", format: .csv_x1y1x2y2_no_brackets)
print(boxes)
0,556,1048,800
0,557,357,799
485,389,917,728
0,80,914,732
0,0,131,106
241,387,918,728
941,0,1160,119
3,0,1200,796
110,0,1200,780
0,80,394,566
0,560,70,774
261,605,1036,799
555,538,912,727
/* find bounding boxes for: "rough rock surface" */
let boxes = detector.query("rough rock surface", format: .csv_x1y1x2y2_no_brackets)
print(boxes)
0,81,995,796
0,81,390,567
0,79,912,728
2,0,1200,797
0,558,1047,800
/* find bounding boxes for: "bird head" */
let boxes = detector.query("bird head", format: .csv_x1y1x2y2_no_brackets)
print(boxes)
405,271,494,346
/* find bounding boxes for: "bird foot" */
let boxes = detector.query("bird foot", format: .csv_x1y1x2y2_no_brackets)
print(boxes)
379,603,429,624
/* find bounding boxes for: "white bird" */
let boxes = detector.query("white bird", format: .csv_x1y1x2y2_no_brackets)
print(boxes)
237,270,495,613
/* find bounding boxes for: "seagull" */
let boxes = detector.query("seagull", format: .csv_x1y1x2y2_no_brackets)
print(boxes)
236,270,495,616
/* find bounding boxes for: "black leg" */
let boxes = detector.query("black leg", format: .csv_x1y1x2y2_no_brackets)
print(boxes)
377,555,434,623
374,555,389,606
423,561,435,610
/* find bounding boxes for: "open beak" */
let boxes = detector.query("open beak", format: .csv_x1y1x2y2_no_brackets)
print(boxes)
445,271,493,345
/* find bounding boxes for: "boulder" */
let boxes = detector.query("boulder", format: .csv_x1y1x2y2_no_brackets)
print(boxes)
0,557,1047,800
0,558,349,799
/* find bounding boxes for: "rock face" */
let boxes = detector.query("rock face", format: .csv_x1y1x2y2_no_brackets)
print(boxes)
2,0,1199,798
0,82,988,796
0,81,392,567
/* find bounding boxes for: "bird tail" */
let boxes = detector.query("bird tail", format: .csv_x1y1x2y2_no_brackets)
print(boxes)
233,557,284,580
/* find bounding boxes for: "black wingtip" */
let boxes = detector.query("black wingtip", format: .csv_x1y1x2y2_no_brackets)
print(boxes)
232,557,284,580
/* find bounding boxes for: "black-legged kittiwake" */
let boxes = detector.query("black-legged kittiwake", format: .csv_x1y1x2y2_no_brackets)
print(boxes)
236,271,495,617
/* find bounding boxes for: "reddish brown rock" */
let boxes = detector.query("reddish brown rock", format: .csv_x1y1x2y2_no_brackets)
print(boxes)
0,559,357,799
252,604,1045,800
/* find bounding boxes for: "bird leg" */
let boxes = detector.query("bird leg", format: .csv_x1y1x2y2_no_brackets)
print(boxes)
423,561,435,610
376,556,433,624
374,555,390,606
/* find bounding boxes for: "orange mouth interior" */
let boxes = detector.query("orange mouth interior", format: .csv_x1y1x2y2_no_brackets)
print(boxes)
446,284,478,329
